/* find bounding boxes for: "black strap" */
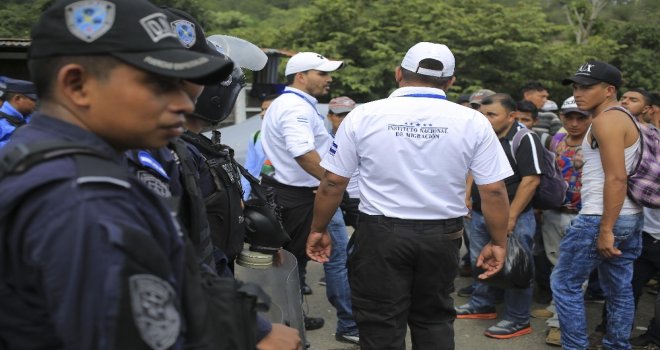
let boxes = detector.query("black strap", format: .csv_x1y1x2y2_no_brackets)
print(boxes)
0,140,106,178
235,162,269,202
171,138,215,269
0,111,26,128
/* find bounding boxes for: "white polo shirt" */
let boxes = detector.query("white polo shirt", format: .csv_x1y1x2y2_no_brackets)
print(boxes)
320,86,513,220
261,87,333,187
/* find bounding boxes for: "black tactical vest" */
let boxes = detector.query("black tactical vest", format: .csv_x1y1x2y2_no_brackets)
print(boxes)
181,131,246,263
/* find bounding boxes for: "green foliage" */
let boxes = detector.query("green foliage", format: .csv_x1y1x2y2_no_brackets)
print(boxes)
1,0,657,102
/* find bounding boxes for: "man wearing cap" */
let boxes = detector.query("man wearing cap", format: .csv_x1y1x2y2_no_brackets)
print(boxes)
320,95,360,344
307,41,511,350
551,61,644,350
0,77,38,148
532,96,592,346
469,88,496,109
0,0,235,349
260,50,344,331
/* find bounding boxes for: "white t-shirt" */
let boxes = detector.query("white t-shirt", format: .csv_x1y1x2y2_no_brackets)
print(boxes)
320,86,513,220
580,125,642,215
261,87,333,187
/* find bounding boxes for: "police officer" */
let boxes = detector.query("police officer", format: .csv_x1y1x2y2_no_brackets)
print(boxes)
124,7,301,349
0,77,38,148
307,42,512,350
0,0,232,348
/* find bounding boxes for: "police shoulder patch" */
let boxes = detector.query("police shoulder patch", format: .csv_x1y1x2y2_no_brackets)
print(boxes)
171,19,196,48
65,0,115,43
138,150,170,180
129,274,181,350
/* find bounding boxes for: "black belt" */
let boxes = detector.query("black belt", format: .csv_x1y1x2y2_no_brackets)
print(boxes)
359,213,463,230
261,174,317,192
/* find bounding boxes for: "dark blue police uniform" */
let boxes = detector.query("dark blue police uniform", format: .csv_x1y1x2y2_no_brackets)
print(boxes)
0,113,186,350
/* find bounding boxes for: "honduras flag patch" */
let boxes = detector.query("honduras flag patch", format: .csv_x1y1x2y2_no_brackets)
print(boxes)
65,0,115,43
138,150,170,180
329,141,338,155
171,19,196,48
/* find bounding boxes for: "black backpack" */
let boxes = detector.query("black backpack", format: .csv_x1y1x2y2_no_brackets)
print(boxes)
0,140,270,350
511,128,568,210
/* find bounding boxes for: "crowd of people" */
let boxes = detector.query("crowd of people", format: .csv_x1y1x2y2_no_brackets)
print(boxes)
0,1,658,350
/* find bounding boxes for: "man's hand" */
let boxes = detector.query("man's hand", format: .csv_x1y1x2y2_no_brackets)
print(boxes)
597,229,621,259
307,230,332,263
476,242,506,279
257,323,302,350
506,216,517,234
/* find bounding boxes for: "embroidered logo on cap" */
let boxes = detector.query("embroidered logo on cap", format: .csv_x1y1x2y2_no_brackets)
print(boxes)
171,19,196,48
65,0,115,43
140,13,176,43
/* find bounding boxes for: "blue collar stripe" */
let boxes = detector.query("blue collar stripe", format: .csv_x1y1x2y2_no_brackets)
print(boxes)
401,93,447,100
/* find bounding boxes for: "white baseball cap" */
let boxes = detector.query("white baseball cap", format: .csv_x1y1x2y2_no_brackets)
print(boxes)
401,42,455,77
561,96,589,116
285,52,344,76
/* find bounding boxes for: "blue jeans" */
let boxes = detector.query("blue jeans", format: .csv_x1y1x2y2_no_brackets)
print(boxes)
551,214,643,350
468,209,535,323
324,208,358,335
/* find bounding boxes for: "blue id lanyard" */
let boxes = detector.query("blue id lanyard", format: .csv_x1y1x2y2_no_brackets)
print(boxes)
401,93,447,100
281,90,324,119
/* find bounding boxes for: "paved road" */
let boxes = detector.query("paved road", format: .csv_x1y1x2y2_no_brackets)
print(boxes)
300,242,655,350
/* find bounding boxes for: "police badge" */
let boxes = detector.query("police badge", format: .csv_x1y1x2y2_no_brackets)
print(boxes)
171,19,196,48
130,274,181,350
65,0,115,43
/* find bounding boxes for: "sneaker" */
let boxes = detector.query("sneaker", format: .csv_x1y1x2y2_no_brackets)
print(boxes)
301,284,313,295
484,320,532,339
457,285,474,297
304,316,324,331
545,327,561,346
318,277,326,286
531,308,554,319
455,303,497,320
630,333,660,349
335,333,359,345
587,330,604,350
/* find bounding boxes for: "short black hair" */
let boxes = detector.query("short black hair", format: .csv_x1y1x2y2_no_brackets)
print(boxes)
400,58,452,89
521,81,547,94
650,91,660,107
285,73,296,85
481,93,517,113
625,88,652,106
516,99,538,119
28,55,120,101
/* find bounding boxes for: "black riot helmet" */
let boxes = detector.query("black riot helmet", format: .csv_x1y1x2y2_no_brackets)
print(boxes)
243,198,290,254
192,59,246,124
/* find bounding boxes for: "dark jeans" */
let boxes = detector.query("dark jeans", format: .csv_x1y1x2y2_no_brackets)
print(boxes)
348,214,463,350
595,231,660,343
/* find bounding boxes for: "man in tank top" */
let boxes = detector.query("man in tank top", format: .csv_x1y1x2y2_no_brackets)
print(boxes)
550,60,643,350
